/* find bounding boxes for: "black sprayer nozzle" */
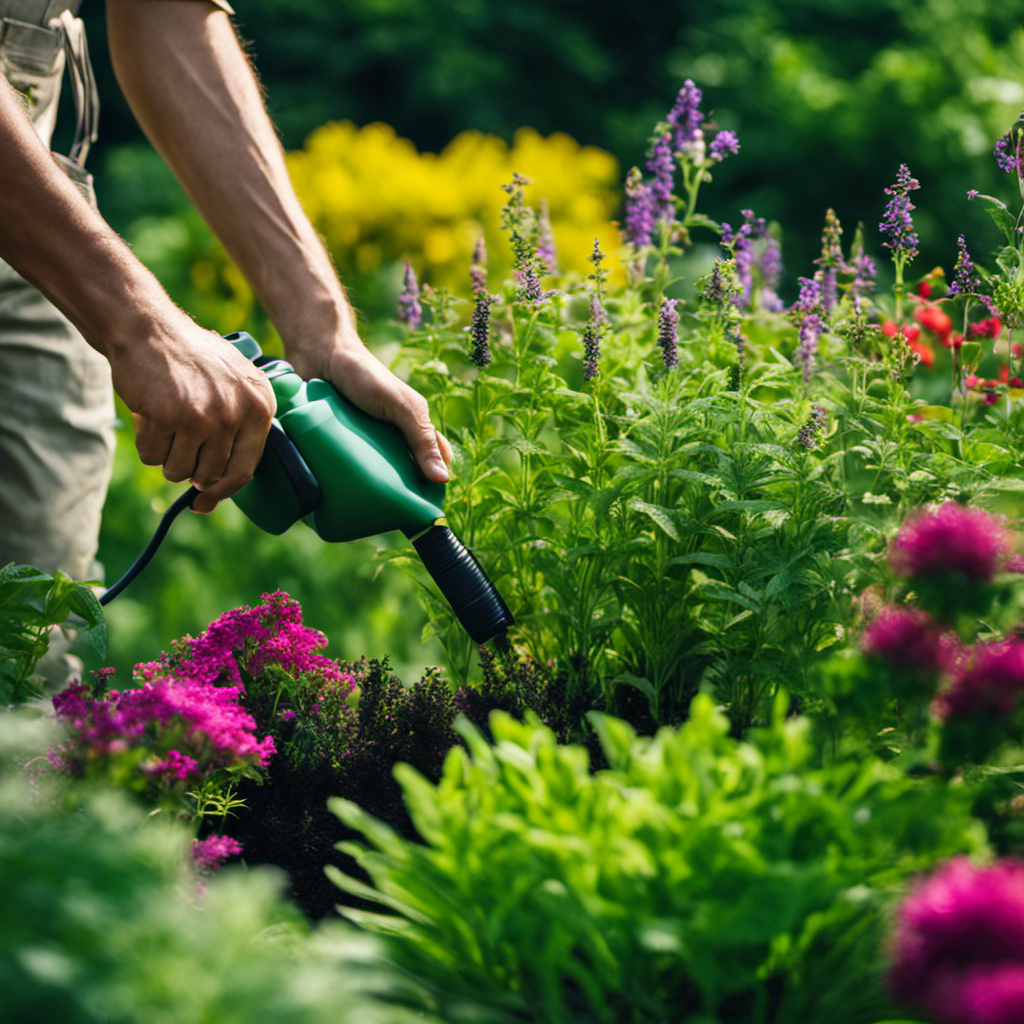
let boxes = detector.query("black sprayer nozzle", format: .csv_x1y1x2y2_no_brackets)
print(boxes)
412,525,515,645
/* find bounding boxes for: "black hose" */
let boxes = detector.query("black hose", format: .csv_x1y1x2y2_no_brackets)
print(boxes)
412,524,515,645
99,487,200,606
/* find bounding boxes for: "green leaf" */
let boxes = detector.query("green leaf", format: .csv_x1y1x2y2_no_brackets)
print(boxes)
627,498,680,541
974,193,1017,245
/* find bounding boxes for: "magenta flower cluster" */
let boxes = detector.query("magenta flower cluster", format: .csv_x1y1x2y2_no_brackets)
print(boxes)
888,857,1024,1024
51,676,275,783
861,606,955,676
191,834,243,873
889,503,1009,583
174,590,354,693
933,640,1024,722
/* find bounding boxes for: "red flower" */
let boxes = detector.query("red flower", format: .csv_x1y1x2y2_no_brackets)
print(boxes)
1012,342,1024,358
916,281,932,298
951,332,964,349
968,317,1003,340
916,304,953,346
909,338,935,366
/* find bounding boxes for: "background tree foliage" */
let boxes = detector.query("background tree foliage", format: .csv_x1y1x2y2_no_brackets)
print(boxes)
83,0,1024,284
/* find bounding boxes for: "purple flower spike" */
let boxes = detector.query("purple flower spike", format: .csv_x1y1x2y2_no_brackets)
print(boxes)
880,164,921,262
657,298,680,369
536,199,558,275
709,130,739,162
623,167,656,249
398,262,422,329
797,313,822,383
646,129,676,224
796,404,826,450
888,857,1024,1024
469,291,494,368
995,127,1021,175
470,236,488,296
667,80,703,153
948,235,979,298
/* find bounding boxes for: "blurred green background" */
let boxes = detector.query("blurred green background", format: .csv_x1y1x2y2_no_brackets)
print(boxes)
77,0,1024,680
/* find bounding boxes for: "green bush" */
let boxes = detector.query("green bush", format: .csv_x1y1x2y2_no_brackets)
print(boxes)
0,714,434,1024
329,696,984,1023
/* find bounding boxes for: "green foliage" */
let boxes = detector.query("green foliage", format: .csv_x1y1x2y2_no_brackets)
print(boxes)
0,563,105,706
328,696,984,1023
86,0,1024,280
0,714,436,1024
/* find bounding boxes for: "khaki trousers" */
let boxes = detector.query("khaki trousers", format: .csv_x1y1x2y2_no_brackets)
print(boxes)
0,257,115,581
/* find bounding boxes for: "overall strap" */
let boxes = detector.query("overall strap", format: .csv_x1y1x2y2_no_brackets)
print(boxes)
55,7,96,166
0,0,82,24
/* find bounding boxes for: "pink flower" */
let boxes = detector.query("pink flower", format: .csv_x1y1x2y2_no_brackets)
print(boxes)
889,503,1009,583
933,640,1024,721
172,591,354,692
1007,555,1024,573
861,606,954,674
191,834,243,872
888,857,1024,1024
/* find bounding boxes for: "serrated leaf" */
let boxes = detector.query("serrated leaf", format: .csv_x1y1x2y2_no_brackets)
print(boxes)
627,498,680,541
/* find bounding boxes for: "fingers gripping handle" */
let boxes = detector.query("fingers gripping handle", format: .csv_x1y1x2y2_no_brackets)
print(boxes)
411,525,514,645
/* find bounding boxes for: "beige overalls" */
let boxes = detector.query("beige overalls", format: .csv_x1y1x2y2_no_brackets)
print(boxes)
0,0,114,583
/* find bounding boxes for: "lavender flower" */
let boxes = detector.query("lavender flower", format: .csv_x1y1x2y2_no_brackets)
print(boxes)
517,260,544,305
793,276,823,314
646,129,676,225
581,324,600,382
657,298,680,369
469,291,494,368
995,125,1021,175
815,209,846,315
851,252,877,297
667,79,703,153
888,857,1024,1024
699,257,743,311
580,294,606,382
397,262,422,329
880,164,921,262
623,167,656,249
797,313,822,382
889,503,1009,583
758,235,785,311
948,235,979,298
709,130,739,162
470,236,488,296
967,189,980,200
796,404,826,450
536,199,558,274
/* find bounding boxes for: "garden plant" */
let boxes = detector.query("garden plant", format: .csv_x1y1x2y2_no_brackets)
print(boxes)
9,78,1024,1024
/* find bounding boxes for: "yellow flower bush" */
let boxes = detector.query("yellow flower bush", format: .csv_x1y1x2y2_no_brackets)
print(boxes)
285,121,623,293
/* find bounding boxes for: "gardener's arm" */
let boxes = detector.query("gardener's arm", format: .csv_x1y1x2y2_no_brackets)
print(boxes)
106,0,451,484
0,73,275,513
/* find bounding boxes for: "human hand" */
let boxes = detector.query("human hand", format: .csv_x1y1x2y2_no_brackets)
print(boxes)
108,320,276,513
288,338,452,484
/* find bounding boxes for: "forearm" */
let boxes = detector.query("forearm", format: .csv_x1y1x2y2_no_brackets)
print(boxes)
105,0,357,358
0,75,183,358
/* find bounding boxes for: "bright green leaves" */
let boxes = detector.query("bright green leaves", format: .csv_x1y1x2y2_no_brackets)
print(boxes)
0,563,107,706
330,699,984,1023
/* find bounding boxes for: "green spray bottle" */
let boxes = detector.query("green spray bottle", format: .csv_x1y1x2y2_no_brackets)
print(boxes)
101,333,514,647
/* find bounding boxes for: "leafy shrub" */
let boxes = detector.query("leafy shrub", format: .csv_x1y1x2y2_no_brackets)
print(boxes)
328,696,985,1023
0,563,105,706
0,715,436,1024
